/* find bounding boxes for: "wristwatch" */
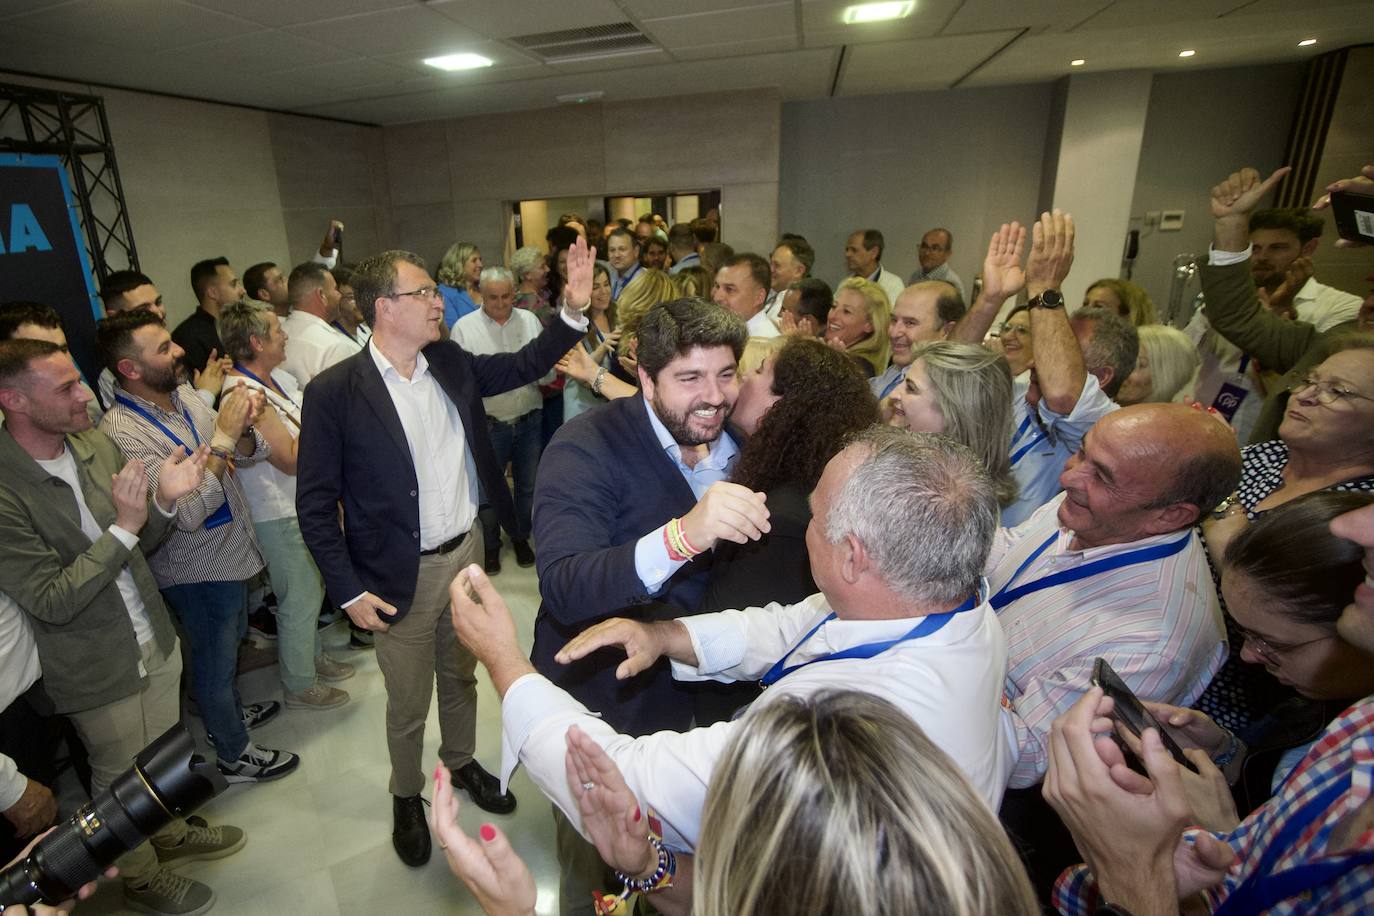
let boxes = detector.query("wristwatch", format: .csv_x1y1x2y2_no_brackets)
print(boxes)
1029,289,1065,310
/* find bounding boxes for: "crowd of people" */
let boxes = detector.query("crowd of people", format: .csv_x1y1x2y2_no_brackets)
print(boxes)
0,163,1372,916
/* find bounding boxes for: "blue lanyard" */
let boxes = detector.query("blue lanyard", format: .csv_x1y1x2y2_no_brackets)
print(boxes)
1009,414,1047,466
231,363,286,398
330,321,365,346
760,593,979,687
878,369,905,400
1213,775,1374,914
614,264,641,294
113,394,200,453
990,530,1192,610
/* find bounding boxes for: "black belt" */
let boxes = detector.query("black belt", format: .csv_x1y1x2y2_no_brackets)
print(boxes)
419,531,468,556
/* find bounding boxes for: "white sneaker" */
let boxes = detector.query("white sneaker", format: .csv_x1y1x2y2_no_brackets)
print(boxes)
217,742,300,784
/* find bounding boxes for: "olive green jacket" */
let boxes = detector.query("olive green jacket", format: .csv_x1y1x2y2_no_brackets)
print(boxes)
0,425,177,714
1199,259,1363,444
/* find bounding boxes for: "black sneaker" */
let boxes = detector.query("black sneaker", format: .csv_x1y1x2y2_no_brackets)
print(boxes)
242,701,281,730
217,743,299,784
348,626,375,650
247,606,277,640
513,540,535,568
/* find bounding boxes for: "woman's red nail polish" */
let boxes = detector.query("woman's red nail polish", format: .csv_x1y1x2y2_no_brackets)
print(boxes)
633,806,641,822
480,824,496,842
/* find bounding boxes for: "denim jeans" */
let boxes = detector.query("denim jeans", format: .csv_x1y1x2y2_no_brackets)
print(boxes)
253,518,325,695
160,580,249,761
480,408,542,548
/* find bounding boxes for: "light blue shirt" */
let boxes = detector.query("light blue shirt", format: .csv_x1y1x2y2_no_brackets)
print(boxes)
1002,373,1118,528
631,398,740,593
669,253,700,275
870,364,905,400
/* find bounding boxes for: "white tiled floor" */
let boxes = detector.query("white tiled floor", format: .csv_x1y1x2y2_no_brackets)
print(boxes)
74,543,561,915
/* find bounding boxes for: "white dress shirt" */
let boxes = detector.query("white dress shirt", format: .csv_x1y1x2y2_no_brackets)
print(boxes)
867,265,906,307
500,590,1013,852
450,308,547,422
368,342,477,551
745,309,780,338
763,288,786,321
0,591,41,810
988,495,1226,788
281,310,358,388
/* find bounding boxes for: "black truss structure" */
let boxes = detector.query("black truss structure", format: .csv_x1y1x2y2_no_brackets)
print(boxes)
0,81,139,281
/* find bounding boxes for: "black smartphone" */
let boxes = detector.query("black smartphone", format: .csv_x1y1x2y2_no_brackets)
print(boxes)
1091,657,1198,774
1330,189,1374,246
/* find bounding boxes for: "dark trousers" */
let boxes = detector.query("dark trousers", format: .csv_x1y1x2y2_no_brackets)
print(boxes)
479,409,542,549
0,680,64,863
999,785,1082,913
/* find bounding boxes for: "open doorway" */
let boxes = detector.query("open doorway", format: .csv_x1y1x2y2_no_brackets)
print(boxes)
505,189,721,259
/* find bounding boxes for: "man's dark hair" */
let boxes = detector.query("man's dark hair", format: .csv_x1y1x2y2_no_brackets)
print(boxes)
700,242,735,279
860,229,885,259
931,280,966,325
546,225,579,251
690,218,718,245
190,257,229,302
667,222,695,252
96,309,164,376
792,277,833,329
722,253,770,292
0,301,62,340
287,261,330,306
615,218,632,230
776,238,815,275
351,250,426,326
243,262,278,302
607,227,638,249
643,236,668,254
331,265,354,288
1072,306,1140,400
0,338,63,389
1249,208,1324,245
98,270,155,311
637,298,748,382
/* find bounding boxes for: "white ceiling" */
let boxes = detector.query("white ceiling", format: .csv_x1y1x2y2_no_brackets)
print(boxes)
0,0,1371,124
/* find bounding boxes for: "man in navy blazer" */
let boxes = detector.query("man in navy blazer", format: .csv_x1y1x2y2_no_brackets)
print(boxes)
296,241,591,867
530,298,770,913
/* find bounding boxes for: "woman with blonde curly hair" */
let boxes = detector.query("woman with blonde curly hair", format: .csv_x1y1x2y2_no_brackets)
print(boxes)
826,276,891,377
612,269,677,359
436,241,482,330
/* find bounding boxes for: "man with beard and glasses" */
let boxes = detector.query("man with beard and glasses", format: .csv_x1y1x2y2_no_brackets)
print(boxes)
96,310,301,785
529,296,768,915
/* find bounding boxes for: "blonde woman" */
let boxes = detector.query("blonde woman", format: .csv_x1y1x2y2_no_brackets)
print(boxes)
1116,324,1202,405
888,340,1019,510
436,242,482,330
432,690,1039,916
612,269,677,356
1083,277,1158,327
826,276,891,377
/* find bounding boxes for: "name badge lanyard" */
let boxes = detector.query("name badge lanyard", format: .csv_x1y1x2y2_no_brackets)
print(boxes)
1009,413,1048,466
614,264,641,298
330,321,366,348
113,395,234,530
990,530,1192,610
1213,775,1374,914
760,592,979,688
231,364,300,430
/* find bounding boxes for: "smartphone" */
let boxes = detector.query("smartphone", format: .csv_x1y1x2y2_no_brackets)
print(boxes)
1330,190,1374,246
1091,657,1198,774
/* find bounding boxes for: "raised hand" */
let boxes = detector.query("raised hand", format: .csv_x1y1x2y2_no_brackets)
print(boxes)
564,235,597,313
193,348,233,396
111,458,150,533
1025,210,1075,298
565,725,655,877
981,221,1027,304
557,343,600,386
431,763,537,916
680,481,770,551
556,618,667,681
154,446,209,511
1211,166,1291,220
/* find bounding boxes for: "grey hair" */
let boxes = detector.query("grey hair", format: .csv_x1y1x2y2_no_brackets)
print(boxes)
825,426,997,605
507,246,546,283
478,265,515,289
215,298,274,364
1135,325,1200,403
695,690,1039,916
1071,306,1140,399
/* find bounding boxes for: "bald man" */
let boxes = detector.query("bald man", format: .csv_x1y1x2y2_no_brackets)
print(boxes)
987,403,1239,789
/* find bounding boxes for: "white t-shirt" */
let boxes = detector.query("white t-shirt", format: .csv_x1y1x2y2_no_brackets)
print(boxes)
231,368,304,524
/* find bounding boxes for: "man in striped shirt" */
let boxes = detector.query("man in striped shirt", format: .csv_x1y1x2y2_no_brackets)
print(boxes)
990,402,1241,789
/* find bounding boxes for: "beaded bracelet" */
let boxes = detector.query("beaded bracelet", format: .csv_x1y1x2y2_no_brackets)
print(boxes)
1212,727,1242,769
615,834,676,895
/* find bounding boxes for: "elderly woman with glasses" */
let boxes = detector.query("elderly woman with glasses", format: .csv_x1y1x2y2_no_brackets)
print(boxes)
992,304,1033,380
1194,337,1374,734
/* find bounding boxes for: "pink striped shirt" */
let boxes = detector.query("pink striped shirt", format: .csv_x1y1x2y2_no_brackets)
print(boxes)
989,494,1227,788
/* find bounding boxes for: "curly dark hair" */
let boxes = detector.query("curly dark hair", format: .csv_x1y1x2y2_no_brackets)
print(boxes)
732,337,880,494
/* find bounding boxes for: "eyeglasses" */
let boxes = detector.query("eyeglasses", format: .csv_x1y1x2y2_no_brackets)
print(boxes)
1287,375,1371,405
388,286,441,302
1235,623,1336,666
998,323,1031,338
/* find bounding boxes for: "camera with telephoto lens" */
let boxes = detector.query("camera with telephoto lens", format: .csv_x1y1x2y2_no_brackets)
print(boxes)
0,725,226,907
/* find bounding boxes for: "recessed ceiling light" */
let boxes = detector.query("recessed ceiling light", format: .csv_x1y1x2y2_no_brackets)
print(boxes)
1298,38,1317,47
843,2,915,25
1178,49,1196,58
422,53,494,72
1070,59,1086,67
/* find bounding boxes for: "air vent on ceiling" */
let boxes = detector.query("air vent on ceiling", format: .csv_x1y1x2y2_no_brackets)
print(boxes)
510,22,657,64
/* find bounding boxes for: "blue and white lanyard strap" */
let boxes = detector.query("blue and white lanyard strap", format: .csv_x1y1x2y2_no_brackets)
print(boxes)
760,593,979,687
877,369,905,400
989,530,1193,610
1213,774,1374,914
1009,413,1047,466
113,394,200,454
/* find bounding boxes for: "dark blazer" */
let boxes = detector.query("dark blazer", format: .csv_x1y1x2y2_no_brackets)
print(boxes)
531,395,713,736
296,321,581,619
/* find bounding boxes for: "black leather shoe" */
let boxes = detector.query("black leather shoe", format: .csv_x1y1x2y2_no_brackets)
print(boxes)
392,794,431,867
453,761,516,815
484,551,502,575
513,540,535,568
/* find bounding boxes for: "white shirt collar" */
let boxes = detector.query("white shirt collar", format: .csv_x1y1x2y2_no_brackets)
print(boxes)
368,339,430,384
